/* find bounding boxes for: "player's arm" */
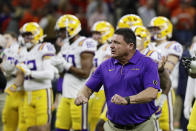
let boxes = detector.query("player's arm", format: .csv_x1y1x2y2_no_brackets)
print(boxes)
30,57,54,80
16,57,55,80
184,77,195,119
1,56,15,76
4,69,24,95
15,69,25,87
164,54,179,74
69,52,94,79
159,69,171,95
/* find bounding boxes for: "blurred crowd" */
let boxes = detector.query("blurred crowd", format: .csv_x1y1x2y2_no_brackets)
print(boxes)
0,0,196,47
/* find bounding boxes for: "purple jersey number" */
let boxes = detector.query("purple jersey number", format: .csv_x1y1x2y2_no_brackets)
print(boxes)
25,60,37,80
63,54,76,67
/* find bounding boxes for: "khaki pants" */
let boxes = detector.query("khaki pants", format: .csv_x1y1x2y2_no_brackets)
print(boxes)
104,114,158,131
0,93,6,131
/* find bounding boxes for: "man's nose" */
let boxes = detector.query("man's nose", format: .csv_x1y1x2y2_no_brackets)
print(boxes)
110,42,115,48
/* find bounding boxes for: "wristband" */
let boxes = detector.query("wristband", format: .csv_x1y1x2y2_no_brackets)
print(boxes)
125,96,130,105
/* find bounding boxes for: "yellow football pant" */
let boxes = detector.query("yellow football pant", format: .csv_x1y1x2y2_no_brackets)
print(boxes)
55,97,88,130
88,90,106,131
24,88,53,128
188,100,196,131
2,91,27,131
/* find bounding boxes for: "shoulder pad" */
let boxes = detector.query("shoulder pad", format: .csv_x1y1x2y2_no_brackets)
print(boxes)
80,38,97,53
145,49,163,62
165,41,183,57
39,42,56,57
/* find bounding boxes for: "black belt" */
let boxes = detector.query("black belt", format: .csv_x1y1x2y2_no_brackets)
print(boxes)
110,118,150,130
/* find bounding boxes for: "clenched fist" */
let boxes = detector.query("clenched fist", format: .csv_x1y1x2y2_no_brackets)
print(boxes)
74,95,88,106
111,94,128,105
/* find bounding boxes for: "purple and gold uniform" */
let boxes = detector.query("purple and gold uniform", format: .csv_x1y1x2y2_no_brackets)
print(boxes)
2,43,28,131
55,37,97,131
22,42,55,128
89,44,111,131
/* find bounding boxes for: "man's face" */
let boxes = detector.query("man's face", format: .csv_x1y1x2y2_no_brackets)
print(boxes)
110,34,133,59
56,28,69,39
148,26,161,41
92,31,102,44
21,32,33,43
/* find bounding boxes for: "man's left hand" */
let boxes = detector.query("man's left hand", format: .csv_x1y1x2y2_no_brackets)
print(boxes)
111,94,128,105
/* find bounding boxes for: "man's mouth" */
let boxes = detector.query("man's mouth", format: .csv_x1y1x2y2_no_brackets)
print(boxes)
111,50,115,54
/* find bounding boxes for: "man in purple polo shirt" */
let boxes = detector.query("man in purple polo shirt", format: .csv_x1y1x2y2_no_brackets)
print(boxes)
75,28,160,131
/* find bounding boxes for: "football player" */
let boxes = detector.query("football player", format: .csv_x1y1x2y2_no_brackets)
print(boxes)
135,25,172,130
1,33,28,131
148,16,183,131
52,14,97,131
7,22,56,131
89,20,114,131
183,43,196,131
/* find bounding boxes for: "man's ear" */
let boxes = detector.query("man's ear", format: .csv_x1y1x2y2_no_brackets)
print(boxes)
128,43,134,50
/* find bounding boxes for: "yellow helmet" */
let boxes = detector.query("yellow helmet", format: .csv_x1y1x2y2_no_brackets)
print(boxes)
117,14,143,30
55,14,81,38
149,16,173,40
20,22,44,44
134,26,151,48
91,21,114,44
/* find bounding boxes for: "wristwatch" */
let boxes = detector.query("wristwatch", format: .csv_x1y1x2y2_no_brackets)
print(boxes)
124,96,130,105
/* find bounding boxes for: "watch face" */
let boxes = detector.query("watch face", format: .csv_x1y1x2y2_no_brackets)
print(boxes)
125,96,130,104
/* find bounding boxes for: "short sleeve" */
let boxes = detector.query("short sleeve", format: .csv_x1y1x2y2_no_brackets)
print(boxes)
86,64,103,92
166,41,183,58
39,42,56,58
81,38,97,54
143,57,160,90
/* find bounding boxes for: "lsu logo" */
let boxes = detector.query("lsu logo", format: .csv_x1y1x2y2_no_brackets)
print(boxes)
129,68,140,70
108,69,114,71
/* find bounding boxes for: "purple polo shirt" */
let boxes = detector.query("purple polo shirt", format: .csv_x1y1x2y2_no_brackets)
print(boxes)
86,50,160,125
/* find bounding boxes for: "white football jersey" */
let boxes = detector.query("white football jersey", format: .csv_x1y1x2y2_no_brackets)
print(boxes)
157,41,183,89
142,46,163,63
156,41,183,58
189,42,196,57
60,36,97,98
93,43,111,68
3,42,28,90
23,42,56,91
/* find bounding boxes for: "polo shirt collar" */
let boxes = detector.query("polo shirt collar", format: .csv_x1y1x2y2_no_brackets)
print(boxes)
113,50,142,65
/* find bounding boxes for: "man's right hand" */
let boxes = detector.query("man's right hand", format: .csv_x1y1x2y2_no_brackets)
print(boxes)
74,95,88,106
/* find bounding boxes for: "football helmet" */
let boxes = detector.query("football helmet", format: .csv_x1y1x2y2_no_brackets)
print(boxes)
55,14,81,39
148,16,173,40
91,21,114,44
116,14,143,30
20,22,44,47
134,26,151,49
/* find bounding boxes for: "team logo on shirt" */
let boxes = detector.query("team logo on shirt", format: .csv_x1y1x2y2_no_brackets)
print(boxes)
129,68,140,70
153,80,158,85
108,69,114,71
